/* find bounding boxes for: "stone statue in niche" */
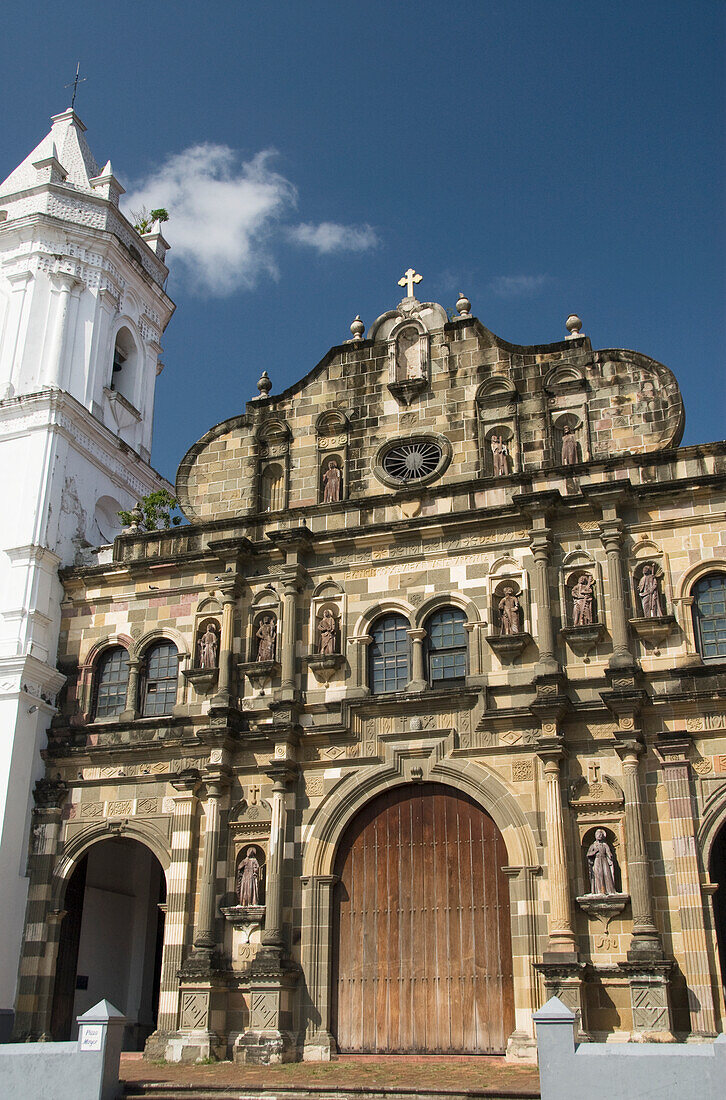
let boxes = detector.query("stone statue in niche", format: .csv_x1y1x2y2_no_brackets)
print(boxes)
586,829,617,895
571,574,596,626
498,588,522,635
317,608,338,654
236,847,261,906
255,615,277,661
197,622,219,668
637,564,663,618
491,435,510,477
396,329,422,379
560,425,578,465
322,459,342,502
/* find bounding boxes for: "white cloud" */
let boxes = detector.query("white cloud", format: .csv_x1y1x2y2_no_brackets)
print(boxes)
489,274,550,298
289,221,379,254
124,145,378,296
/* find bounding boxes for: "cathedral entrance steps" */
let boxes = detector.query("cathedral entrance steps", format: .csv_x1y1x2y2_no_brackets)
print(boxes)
120,1053,540,1100
123,1088,540,1100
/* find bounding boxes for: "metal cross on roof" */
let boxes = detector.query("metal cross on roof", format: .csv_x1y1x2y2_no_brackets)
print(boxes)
398,268,422,298
65,62,87,109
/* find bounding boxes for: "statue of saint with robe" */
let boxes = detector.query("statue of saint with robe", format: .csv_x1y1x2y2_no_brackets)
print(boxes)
237,848,261,907
587,829,617,895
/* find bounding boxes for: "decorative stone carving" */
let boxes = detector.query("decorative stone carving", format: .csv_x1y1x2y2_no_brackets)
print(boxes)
317,608,338,654
256,616,277,662
197,621,219,668
571,573,596,627
491,435,510,478
322,459,342,503
586,829,617,895
637,563,663,618
498,587,522,635
561,425,578,465
237,846,263,906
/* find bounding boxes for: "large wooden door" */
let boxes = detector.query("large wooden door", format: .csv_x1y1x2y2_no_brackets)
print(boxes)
332,783,514,1053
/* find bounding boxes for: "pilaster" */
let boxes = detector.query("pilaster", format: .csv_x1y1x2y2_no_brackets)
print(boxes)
12,778,68,1040
655,730,717,1036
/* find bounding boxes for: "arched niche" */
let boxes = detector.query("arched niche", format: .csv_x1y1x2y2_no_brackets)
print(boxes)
550,407,591,467
476,377,520,476
386,318,430,403
91,494,124,545
256,418,290,513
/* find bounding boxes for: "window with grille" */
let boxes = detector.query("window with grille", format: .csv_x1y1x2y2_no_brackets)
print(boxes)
369,614,409,695
693,574,726,661
94,646,130,718
426,607,468,685
141,642,179,716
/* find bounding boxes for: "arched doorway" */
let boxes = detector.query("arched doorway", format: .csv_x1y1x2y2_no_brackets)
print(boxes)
710,822,726,999
331,783,514,1053
50,837,166,1049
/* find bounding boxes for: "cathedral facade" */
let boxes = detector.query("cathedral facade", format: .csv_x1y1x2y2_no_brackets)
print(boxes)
13,280,726,1062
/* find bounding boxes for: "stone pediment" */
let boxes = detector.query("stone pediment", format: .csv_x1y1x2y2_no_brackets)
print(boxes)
229,798,272,834
569,774,624,811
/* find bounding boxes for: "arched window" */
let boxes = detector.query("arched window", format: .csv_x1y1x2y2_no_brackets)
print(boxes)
93,646,130,719
693,574,726,661
425,607,468,685
369,614,409,695
141,642,179,716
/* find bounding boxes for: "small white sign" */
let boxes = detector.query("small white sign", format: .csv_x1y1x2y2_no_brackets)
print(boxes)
80,1025,103,1051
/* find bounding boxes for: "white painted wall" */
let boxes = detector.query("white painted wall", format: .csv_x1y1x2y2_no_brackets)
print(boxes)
0,109,175,1036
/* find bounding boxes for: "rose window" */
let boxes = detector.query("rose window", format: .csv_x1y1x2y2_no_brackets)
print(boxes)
381,441,443,482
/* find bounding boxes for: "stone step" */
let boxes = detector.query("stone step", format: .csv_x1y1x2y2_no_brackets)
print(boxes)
123,1088,540,1100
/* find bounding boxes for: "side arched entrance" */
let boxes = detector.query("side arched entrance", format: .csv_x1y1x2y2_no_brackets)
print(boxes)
331,783,514,1053
50,837,166,1049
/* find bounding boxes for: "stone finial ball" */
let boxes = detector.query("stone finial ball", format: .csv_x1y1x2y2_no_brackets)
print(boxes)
566,314,583,336
456,292,472,317
257,370,272,396
350,315,365,340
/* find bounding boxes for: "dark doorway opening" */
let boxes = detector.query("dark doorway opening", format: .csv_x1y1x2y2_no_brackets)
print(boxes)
50,837,166,1049
710,822,726,1001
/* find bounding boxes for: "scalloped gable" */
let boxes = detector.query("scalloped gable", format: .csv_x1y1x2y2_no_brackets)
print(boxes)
175,299,686,523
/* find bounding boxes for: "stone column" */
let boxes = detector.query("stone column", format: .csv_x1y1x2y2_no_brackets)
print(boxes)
599,519,634,669
193,772,229,954
261,763,292,949
121,657,141,720
615,737,661,956
12,779,68,1040
279,574,301,695
655,732,717,1036
406,628,427,692
173,766,230,1063
151,772,200,1049
537,745,576,953
211,590,236,709
530,527,559,676
300,874,338,1061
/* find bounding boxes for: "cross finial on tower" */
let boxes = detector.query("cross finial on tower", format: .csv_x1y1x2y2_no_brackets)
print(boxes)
65,62,87,109
398,268,422,298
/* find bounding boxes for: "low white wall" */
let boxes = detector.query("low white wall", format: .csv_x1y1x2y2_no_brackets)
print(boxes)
535,997,726,1100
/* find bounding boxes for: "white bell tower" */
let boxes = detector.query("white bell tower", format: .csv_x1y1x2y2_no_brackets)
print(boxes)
0,108,175,1037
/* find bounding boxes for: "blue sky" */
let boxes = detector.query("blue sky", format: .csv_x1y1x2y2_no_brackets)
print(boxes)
2,0,724,482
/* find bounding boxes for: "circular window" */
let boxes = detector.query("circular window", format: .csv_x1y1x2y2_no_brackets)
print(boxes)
374,434,452,489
